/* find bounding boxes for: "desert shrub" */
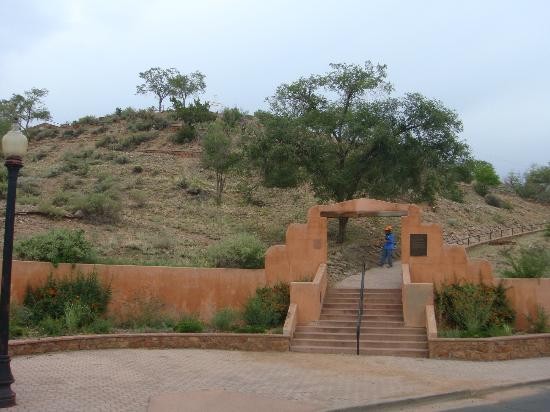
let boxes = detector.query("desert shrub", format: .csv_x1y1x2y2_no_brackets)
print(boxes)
114,155,129,164
507,164,550,203
473,182,489,197
83,318,113,334
93,174,118,193
9,305,33,338
222,107,245,129
435,282,515,337
91,126,108,135
33,128,57,140
545,223,550,238
17,194,40,206
24,272,111,326
174,315,204,333
207,233,266,269
176,176,189,189
15,229,96,265
18,177,41,196
484,194,511,209
37,201,66,218
38,317,65,336
170,124,196,144
129,189,146,208
132,165,143,174
97,132,158,151
30,150,48,161
116,295,173,330
74,115,98,126
243,282,290,328
526,306,549,333
501,246,550,278
70,192,122,223
59,150,97,176
62,129,75,138
127,118,153,132
211,308,241,332
473,160,500,186
118,107,137,120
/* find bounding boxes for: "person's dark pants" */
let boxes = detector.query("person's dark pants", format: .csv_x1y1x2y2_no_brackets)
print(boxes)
379,248,393,267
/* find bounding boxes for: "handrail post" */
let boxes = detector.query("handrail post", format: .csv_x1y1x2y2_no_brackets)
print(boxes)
356,262,366,355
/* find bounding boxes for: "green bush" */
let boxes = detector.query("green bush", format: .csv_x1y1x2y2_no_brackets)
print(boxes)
207,233,266,269
70,192,122,223
211,308,241,332
96,132,157,151
24,272,111,327
15,229,96,266
435,282,515,337
526,306,549,333
502,246,550,278
170,125,196,144
74,115,99,126
222,107,245,129
37,201,66,218
83,317,113,334
545,223,550,238
174,315,204,333
473,182,489,197
243,282,290,328
484,194,511,209
38,316,64,336
473,160,500,186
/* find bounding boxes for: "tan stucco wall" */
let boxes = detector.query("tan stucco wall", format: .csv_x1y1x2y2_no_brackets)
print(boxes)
265,206,327,284
8,260,266,321
290,264,328,325
498,278,550,331
401,264,433,327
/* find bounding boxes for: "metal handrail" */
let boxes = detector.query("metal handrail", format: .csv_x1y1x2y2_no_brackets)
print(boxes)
443,223,546,247
356,262,366,356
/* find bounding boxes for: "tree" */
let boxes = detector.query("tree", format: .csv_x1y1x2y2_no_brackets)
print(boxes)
472,160,500,186
0,88,51,135
136,67,177,112
260,62,470,242
168,71,206,108
202,120,241,205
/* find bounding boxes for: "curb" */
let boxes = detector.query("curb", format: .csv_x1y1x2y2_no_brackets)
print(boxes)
328,377,550,411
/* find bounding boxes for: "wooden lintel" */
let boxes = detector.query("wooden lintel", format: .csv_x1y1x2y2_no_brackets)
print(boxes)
320,211,408,218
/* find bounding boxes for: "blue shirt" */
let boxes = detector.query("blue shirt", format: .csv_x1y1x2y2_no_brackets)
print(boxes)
383,233,395,250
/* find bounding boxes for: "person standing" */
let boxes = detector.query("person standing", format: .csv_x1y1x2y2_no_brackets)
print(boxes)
379,225,395,267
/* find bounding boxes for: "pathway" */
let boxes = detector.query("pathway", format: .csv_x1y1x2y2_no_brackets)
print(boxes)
8,349,550,411
334,260,403,289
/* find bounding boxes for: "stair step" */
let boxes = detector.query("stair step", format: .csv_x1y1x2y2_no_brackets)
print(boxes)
290,346,428,357
321,308,403,316
312,320,406,327
320,314,404,321
332,288,401,293
323,303,403,309
296,326,426,335
291,338,428,350
294,332,427,342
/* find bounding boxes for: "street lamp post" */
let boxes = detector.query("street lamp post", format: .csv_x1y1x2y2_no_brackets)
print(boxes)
0,123,27,408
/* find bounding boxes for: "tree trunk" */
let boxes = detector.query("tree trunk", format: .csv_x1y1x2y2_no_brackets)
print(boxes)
337,217,349,244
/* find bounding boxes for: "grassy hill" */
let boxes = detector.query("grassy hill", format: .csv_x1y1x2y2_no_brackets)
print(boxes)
3,111,549,283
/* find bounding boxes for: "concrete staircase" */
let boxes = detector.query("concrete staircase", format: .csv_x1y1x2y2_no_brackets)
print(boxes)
290,288,428,357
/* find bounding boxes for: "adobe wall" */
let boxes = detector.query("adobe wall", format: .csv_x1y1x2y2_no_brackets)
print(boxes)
290,264,328,325
498,278,550,331
402,206,493,286
265,206,327,284
8,260,266,321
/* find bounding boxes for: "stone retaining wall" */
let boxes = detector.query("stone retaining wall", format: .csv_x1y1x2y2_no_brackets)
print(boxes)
429,333,550,361
9,333,290,357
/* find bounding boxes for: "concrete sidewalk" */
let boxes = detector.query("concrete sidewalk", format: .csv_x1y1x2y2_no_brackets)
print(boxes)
8,349,550,411
334,260,402,289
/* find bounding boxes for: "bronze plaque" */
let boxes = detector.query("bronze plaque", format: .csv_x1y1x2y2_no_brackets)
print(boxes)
410,234,428,256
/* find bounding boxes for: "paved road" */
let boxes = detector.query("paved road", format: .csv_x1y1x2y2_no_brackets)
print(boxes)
7,349,550,411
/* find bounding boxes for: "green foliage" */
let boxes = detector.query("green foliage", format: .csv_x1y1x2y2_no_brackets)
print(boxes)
0,87,51,134
473,181,489,197
174,315,204,333
256,62,470,241
170,124,196,144
24,272,111,326
168,70,206,108
202,120,241,204
435,282,515,337
233,325,266,333
70,191,122,223
545,223,550,238
83,318,113,334
136,67,178,111
0,168,6,199
484,193,511,209
501,246,550,278
127,112,168,132
207,233,266,269
38,316,65,336
116,295,174,330
243,282,290,328
15,229,96,266
526,306,549,333
211,308,241,331
37,201,66,218
96,131,158,151
507,164,550,203
472,160,500,186
222,107,245,129
173,98,216,126
74,115,98,126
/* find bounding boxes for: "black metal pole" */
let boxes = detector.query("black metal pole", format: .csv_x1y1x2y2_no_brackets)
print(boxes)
0,156,22,408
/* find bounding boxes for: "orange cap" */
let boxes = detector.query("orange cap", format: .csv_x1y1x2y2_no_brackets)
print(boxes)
384,225,393,231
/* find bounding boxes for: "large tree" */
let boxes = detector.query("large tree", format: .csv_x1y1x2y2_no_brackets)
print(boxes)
168,71,206,108
259,62,470,242
136,67,177,112
0,88,51,135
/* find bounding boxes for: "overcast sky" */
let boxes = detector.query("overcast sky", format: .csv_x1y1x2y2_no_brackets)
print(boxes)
1,0,549,177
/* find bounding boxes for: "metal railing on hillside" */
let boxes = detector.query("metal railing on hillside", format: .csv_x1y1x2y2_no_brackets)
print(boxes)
356,262,367,356
443,223,546,247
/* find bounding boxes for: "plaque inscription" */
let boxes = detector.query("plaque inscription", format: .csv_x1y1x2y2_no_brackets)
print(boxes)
410,234,428,256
